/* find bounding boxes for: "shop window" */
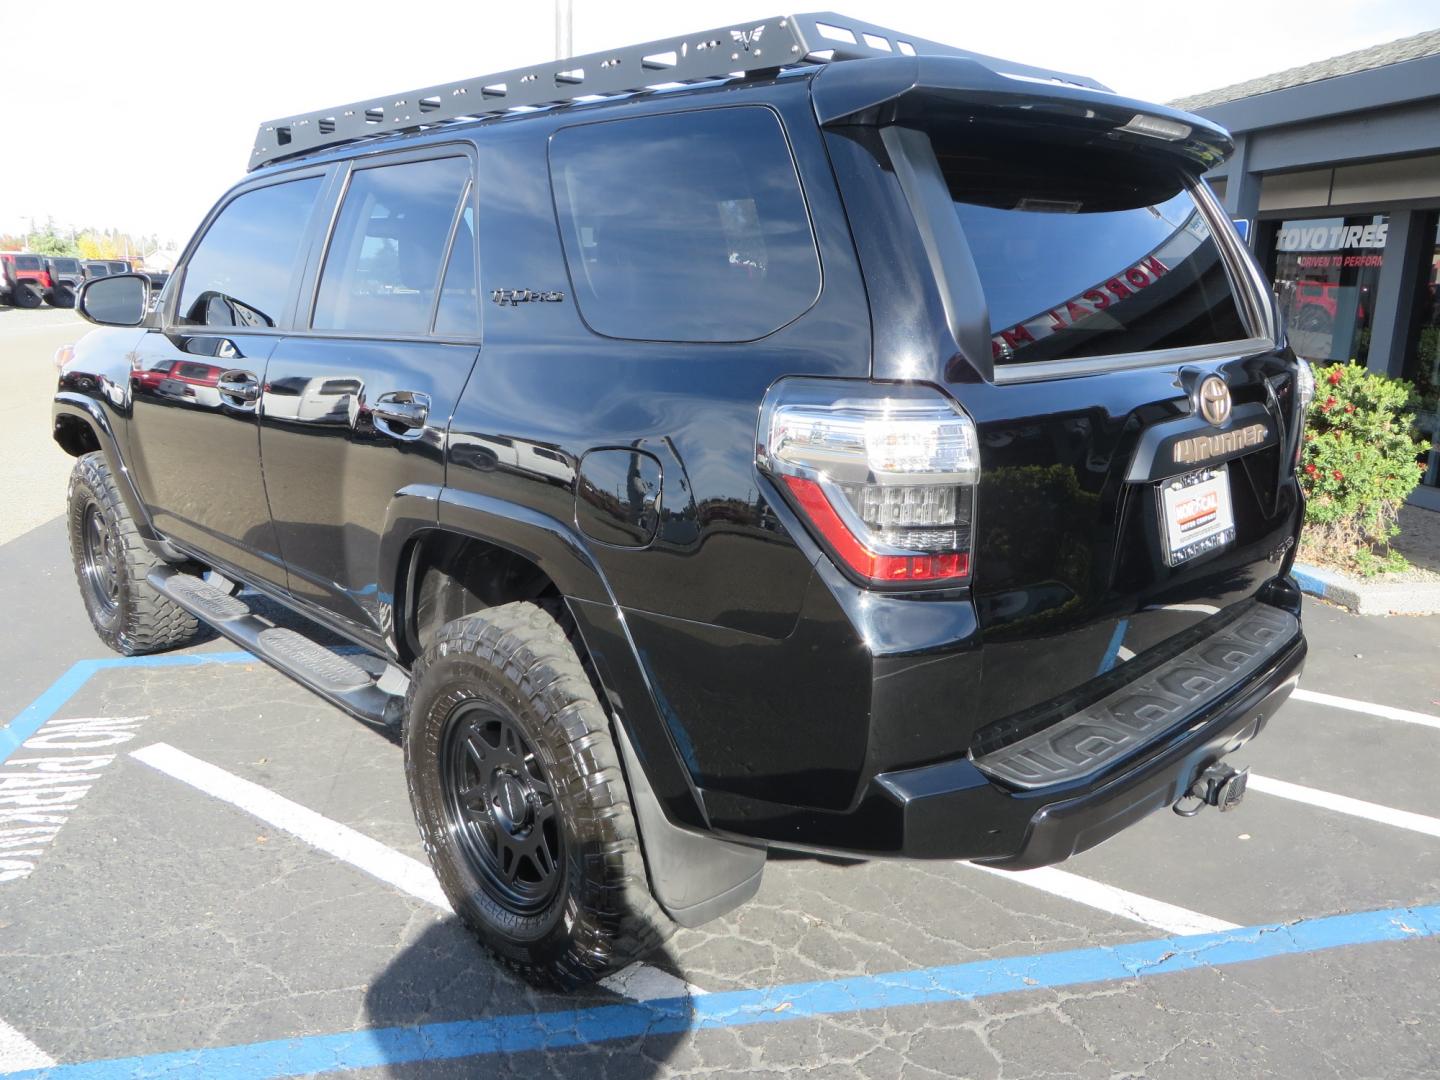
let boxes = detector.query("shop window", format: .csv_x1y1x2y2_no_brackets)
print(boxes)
1404,217,1440,487
1270,214,1387,365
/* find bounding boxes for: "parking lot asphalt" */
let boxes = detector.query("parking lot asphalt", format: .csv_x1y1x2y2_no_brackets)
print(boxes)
3,308,1440,1078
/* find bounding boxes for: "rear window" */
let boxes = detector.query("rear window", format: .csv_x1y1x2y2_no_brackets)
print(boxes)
550,107,821,343
52,259,80,272
935,139,1249,366
15,256,41,271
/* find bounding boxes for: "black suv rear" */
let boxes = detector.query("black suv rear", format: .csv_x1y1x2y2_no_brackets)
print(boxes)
54,13,1306,988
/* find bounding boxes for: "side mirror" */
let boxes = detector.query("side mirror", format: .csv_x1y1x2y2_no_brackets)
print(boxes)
77,273,151,327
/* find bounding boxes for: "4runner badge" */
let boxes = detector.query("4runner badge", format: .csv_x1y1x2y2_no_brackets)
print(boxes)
491,289,565,307
1172,423,1269,466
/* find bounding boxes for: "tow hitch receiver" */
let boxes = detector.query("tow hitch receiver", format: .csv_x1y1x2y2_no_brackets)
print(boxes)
1173,763,1249,817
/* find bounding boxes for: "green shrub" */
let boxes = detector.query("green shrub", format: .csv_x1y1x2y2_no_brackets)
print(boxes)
1298,361,1427,575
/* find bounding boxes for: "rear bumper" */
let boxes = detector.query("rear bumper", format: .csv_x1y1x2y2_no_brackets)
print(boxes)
975,630,1303,868
705,603,1304,866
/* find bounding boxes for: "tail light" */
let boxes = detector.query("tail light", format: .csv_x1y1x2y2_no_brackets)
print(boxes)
757,379,979,586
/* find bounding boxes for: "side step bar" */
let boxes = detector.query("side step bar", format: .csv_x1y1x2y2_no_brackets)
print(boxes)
148,565,405,730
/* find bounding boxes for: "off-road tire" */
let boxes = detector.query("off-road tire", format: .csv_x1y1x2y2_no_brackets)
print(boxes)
12,283,42,309
404,601,674,988
67,452,204,655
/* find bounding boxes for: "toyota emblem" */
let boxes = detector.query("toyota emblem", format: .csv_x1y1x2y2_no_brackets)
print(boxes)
1198,376,1232,427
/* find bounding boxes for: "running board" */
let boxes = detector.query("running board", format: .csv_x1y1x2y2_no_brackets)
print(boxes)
148,565,406,731
972,604,1300,790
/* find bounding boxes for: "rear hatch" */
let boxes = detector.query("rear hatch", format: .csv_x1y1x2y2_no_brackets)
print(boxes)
817,60,1304,741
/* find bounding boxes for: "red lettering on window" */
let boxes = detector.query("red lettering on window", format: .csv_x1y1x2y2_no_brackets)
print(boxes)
1083,289,1110,309
1105,278,1132,300
1141,255,1168,278
1000,324,1036,349
1125,267,1149,289
1065,301,1090,323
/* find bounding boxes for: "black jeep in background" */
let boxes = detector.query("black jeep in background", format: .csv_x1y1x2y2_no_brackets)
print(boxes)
54,13,1308,988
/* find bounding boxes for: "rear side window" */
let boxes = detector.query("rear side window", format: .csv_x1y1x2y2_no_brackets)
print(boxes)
550,107,821,343
177,177,322,328
15,256,41,271
934,137,1249,366
313,157,470,335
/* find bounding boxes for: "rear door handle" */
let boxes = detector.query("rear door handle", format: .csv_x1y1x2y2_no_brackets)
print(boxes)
371,391,430,440
216,369,261,408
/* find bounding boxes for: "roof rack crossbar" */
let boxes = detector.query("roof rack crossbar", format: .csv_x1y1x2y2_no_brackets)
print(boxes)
249,12,1107,170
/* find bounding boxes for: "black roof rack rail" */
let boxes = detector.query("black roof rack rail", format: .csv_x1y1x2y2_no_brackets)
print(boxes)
249,11,1108,171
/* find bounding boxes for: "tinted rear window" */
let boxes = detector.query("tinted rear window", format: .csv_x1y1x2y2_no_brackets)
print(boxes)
935,139,1248,366
15,256,41,270
51,259,80,272
550,107,820,343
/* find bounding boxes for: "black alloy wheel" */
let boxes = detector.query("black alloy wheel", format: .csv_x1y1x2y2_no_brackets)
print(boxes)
404,601,675,987
80,501,122,620
440,703,563,915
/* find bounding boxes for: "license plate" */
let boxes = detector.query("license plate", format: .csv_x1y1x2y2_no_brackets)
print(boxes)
1159,466,1235,566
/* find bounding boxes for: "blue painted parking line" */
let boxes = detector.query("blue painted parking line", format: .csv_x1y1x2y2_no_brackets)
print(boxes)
4,902,1436,1078
0,652,254,766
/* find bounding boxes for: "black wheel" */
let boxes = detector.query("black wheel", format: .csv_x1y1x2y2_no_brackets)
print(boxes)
12,283,42,309
47,286,76,308
404,601,673,988
67,452,205,655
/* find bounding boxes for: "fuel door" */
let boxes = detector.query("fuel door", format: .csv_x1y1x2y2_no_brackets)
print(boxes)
576,448,663,548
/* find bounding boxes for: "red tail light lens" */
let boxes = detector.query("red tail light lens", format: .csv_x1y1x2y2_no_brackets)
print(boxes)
758,380,979,587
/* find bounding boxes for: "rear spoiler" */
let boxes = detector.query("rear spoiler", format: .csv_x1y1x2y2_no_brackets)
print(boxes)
811,55,1234,173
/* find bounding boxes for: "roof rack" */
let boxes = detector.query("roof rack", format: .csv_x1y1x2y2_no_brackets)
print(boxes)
249,11,1108,171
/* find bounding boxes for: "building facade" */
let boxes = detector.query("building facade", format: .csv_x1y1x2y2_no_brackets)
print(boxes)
1174,30,1440,495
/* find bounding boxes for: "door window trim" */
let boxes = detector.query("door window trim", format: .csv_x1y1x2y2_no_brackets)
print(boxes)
300,142,481,344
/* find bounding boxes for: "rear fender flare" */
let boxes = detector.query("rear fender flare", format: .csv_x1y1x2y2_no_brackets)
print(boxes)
380,487,709,832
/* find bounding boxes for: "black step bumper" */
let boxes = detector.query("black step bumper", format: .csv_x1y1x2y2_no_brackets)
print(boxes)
704,602,1305,866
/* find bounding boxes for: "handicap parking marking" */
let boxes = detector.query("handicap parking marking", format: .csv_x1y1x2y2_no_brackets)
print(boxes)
4,901,1437,1079
1291,688,1440,731
1249,773,1440,838
965,863,1238,935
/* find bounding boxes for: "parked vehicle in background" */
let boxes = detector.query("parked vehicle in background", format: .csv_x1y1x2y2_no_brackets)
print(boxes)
44,257,85,307
2,252,54,307
53,13,1309,990
81,261,112,281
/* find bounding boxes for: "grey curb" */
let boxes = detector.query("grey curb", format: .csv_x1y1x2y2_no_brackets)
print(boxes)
1293,561,1440,615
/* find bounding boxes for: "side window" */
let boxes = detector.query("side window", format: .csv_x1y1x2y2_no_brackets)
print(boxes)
549,107,821,343
312,157,471,335
433,204,477,337
176,177,322,328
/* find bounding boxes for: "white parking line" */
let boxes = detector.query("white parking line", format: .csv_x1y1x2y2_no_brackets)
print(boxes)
966,863,1237,935
0,1017,53,1071
131,743,451,909
1292,688,1440,731
129,742,700,1001
1249,774,1440,838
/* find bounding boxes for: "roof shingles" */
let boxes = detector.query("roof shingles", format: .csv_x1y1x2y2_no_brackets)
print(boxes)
1170,27,1440,111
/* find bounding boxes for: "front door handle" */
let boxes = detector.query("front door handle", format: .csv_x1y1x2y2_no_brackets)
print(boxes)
216,369,261,408
371,391,430,440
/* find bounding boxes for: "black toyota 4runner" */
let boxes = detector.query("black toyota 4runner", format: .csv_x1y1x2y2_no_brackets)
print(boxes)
54,14,1308,987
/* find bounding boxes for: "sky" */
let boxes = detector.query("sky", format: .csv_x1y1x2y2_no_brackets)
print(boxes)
2,0,1436,247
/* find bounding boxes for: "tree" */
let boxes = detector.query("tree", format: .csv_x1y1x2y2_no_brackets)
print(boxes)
25,219,78,257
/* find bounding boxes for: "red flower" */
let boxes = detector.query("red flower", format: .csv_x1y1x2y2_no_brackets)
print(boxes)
1344,403,1355,413
1327,369,1343,386
1322,396,1337,411
1332,469,1344,481
1305,463,1318,476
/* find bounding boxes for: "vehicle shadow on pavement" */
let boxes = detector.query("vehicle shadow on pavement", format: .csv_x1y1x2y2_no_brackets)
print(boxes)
363,921,687,1077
